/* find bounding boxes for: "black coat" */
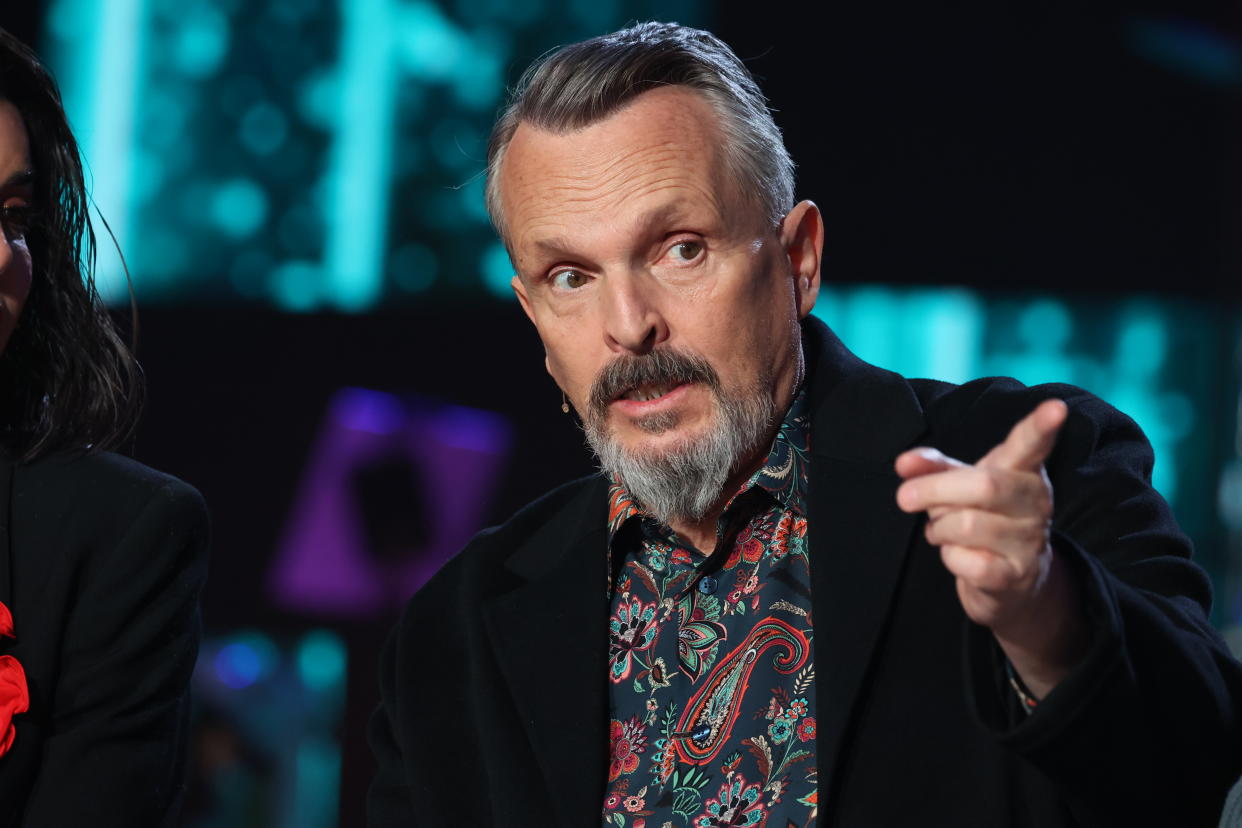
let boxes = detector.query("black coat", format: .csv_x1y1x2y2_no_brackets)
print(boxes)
369,320,1242,827
0,449,209,826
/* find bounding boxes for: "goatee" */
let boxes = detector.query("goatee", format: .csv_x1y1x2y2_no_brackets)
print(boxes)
583,349,776,527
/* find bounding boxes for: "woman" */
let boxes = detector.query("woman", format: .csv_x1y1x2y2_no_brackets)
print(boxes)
0,28,208,825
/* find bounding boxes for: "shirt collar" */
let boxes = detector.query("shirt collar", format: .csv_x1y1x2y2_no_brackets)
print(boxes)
605,386,812,545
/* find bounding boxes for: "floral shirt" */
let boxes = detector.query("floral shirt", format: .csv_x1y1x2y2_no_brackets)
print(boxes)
603,390,817,828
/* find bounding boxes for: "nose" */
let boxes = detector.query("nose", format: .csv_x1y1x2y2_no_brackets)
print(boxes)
600,269,668,355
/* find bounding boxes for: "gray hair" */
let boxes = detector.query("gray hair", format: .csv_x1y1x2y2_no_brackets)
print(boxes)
485,21,796,248
583,347,777,526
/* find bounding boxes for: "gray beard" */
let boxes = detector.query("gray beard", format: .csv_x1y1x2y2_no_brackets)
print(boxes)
584,385,776,527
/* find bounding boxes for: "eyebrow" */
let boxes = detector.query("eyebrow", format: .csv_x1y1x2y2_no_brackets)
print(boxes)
527,202,708,264
1,168,33,189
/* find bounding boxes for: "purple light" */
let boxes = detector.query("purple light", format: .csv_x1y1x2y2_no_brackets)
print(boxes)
333,387,406,435
269,387,511,616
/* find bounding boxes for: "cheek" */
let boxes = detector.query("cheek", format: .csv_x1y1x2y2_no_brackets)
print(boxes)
540,329,592,397
1,240,33,314
531,302,607,394
711,271,800,387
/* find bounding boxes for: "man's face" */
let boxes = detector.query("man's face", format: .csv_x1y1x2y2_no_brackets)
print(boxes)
501,86,821,504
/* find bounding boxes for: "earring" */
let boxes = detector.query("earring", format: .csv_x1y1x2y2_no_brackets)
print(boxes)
561,392,570,414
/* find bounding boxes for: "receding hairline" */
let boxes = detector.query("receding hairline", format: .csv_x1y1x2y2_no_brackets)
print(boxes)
492,83,773,254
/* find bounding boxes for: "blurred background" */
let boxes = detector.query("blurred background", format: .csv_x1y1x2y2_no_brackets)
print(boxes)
2,0,1240,824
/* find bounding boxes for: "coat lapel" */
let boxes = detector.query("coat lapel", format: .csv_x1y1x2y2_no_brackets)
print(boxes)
483,479,610,828
802,320,927,804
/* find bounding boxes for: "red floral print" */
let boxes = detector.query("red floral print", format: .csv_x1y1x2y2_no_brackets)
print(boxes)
0,600,29,757
608,716,646,781
604,390,818,826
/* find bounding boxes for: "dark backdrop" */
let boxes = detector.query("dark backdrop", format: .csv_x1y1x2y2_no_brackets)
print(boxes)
2,1,1240,824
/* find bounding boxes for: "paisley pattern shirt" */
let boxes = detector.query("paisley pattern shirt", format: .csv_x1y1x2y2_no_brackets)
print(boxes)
603,390,817,828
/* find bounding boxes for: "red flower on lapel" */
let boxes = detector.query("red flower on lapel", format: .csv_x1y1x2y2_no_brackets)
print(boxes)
0,600,29,757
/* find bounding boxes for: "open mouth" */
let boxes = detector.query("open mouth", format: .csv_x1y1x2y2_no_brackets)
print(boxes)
589,350,718,423
617,381,684,403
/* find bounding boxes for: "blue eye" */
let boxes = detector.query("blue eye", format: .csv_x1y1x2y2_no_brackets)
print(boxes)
551,269,589,290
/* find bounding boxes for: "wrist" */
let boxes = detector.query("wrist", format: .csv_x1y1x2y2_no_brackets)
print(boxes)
992,543,1089,698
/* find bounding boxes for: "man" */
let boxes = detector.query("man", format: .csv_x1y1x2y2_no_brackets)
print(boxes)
369,22,1242,827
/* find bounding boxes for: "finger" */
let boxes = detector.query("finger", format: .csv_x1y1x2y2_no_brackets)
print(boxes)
939,545,1031,595
980,399,1068,472
924,508,1048,559
894,447,968,480
897,466,1045,515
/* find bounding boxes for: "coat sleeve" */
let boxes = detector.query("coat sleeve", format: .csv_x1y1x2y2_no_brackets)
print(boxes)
20,480,209,827
962,386,1242,828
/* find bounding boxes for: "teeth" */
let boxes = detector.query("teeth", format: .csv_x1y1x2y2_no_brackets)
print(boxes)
626,383,674,402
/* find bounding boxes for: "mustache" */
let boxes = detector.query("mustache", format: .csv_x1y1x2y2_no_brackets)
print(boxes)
588,349,719,420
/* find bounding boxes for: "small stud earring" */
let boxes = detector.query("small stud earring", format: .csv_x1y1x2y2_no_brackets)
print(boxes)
561,392,570,414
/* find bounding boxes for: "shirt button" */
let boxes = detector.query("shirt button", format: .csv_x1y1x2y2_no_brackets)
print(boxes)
697,575,717,595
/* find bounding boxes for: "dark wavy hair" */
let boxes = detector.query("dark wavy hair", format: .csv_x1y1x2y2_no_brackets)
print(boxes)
0,28,143,461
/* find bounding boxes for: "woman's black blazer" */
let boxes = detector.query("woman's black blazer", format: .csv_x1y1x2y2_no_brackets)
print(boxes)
0,449,208,826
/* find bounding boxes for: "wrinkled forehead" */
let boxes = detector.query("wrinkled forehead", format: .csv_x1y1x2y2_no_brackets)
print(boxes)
497,87,758,255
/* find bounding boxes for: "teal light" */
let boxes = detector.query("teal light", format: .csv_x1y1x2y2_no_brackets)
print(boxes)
812,288,1200,506
1114,304,1168,379
277,204,322,255
297,70,340,130
323,0,397,312
995,298,1078,387
171,4,230,79
813,287,983,382
295,629,347,693
391,242,439,292
396,1,468,81
128,147,166,205
45,0,148,304
1105,303,1184,500
914,289,983,384
140,89,190,150
459,174,489,222
832,287,900,371
228,248,275,298
239,102,290,156
1221,459,1242,531
452,29,506,109
290,737,341,828
270,260,322,312
481,241,515,299
568,0,621,29
429,119,481,170
210,178,269,239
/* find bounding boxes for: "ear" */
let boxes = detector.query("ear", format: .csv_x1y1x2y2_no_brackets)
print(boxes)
779,200,824,319
511,274,559,380
512,274,537,326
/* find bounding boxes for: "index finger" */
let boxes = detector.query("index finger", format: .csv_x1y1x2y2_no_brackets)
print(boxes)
979,398,1068,472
